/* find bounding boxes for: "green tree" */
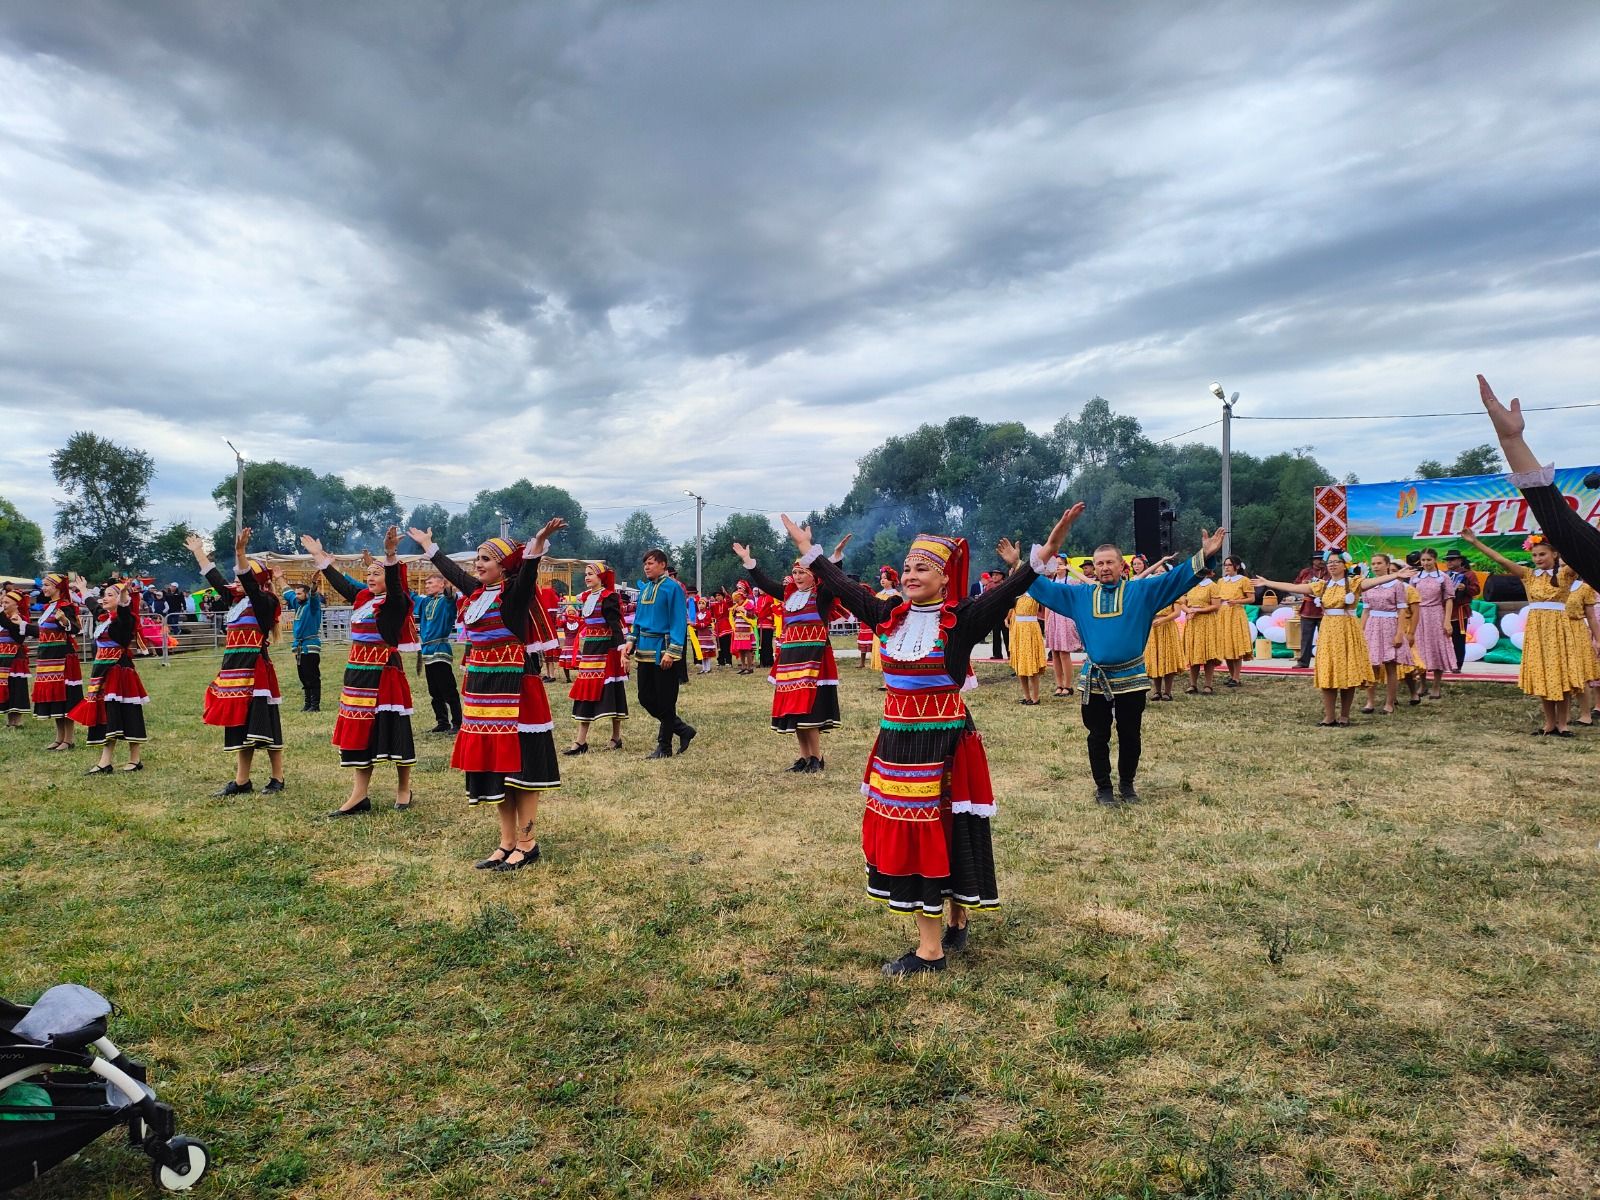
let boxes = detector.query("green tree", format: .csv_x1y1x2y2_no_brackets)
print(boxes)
1415,444,1502,479
50,432,155,580
144,521,204,589
400,503,453,554
458,482,590,556
0,497,45,577
212,463,401,553
697,512,785,593
598,509,667,576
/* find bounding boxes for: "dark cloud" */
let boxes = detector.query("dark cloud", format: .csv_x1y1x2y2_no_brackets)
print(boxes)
0,0,1597,545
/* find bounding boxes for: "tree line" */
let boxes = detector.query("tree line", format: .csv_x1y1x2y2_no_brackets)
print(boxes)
0,400,1501,588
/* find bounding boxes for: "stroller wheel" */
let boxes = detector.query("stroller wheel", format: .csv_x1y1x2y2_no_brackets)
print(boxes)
154,1136,209,1192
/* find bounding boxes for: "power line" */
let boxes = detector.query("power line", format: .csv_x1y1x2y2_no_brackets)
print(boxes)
1153,419,1221,444
1234,401,1600,422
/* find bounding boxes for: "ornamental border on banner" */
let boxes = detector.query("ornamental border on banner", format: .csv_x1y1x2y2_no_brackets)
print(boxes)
1313,485,1347,552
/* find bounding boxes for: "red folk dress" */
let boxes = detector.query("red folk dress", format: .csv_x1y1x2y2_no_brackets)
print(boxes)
67,604,148,744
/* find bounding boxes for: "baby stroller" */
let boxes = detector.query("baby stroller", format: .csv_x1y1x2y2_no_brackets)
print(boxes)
1,984,209,1192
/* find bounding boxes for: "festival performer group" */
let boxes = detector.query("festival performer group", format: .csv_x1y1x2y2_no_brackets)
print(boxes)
11,376,1599,975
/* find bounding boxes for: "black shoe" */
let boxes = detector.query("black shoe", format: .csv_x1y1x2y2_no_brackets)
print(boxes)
941,924,969,953
789,757,809,772
263,778,286,794
1118,781,1141,804
804,756,824,774
607,738,624,750
84,764,114,776
647,747,673,760
677,725,696,755
328,796,371,818
475,846,513,870
883,949,946,977
121,762,144,772
1094,784,1119,807
562,743,589,756
428,723,452,734
213,780,253,797
496,843,540,871
305,704,320,713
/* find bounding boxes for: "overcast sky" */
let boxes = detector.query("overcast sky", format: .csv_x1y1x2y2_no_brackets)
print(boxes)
3,0,1598,550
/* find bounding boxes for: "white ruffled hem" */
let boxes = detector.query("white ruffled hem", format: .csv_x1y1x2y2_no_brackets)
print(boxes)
101,693,149,705
516,721,555,733
949,801,996,818
374,703,414,715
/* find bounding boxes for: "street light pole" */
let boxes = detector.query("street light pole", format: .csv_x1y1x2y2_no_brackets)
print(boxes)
497,510,510,541
1209,383,1240,559
683,490,705,594
224,439,245,544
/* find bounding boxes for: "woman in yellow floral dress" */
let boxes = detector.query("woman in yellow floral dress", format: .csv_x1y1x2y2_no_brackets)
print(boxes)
1180,569,1223,694
1144,599,1183,702
1561,569,1600,726
1007,588,1047,705
1255,554,1411,726
1214,556,1255,688
1463,531,1572,735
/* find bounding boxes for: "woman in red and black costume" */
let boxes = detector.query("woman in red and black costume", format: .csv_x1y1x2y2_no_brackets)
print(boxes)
185,528,287,796
29,572,85,750
563,561,628,756
733,538,849,774
70,581,149,773
776,507,1078,976
408,518,565,872
301,526,420,816
0,585,33,728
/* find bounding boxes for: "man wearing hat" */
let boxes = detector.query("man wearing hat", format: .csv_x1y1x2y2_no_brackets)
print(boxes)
1291,553,1327,669
1443,548,1479,671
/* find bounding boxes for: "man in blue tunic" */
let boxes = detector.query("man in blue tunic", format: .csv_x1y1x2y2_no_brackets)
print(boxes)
1006,506,1225,806
284,580,324,712
623,548,695,760
413,573,461,733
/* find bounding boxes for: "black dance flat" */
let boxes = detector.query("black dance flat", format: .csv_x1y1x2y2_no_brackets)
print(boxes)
475,846,512,870
496,843,540,871
121,761,144,772
263,778,286,794
789,757,809,772
213,780,253,797
562,743,589,756
883,949,946,977
327,796,371,818
941,925,969,954
84,764,113,776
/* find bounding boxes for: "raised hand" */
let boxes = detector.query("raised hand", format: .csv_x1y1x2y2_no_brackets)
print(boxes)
731,541,752,563
299,534,327,560
1039,503,1085,561
235,525,252,559
383,525,401,557
529,516,568,555
1201,527,1227,558
408,527,435,554
832,533,853,559
1478,374,1524,442
183,532,210,564
995,537,1021,567
779,514,813,555
359,547,374,571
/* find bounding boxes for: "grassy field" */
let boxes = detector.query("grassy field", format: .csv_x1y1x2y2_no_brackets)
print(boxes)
3,646,1598,1199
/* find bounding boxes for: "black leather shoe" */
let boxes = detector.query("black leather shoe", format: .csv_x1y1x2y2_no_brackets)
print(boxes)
789,757,810,772
647,747,672,760
562,743,589,756
804,757,824,774
84,764,113,776
428,723,452,734
328,796,372,818
213,780,253,797
496,843,540,871
941,924,969,953
677,725,696,755
1118,782,1141,803
474,846,513,870
1094,784,1119,807
882,949,946,977
263,778,286,794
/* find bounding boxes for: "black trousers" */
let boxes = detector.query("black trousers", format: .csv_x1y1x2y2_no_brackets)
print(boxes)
296,651,321,708
1081,690,1147,787
637,661,691,750
717,633,733,666
425,659,462,729
758,628,775,668
990,620,1009,658
1451,628,1467,673
1295,618,1320,668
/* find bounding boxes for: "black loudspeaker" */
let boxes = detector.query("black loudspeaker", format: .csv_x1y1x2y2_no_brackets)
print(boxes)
1133,497,1173,560
1481,573,1527,603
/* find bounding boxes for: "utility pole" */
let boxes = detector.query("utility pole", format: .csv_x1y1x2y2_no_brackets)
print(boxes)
683,490,705,594
224,439,245,544
1208,383,1240,559
497,510,510,541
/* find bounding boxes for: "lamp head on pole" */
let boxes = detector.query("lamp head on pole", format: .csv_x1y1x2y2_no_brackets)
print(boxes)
1209,382,1224,401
